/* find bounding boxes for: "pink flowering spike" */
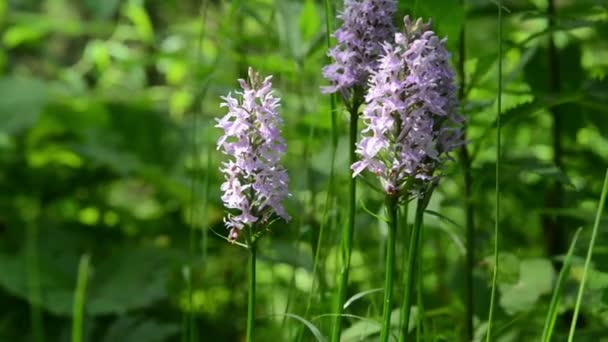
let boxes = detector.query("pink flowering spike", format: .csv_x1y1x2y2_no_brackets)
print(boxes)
217,67,291,242
352,16,464,197
322,0,397,101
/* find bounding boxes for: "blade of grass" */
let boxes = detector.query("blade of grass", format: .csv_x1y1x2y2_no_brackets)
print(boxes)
457,0,475,339
299,4,338,337
567,169,608,341
331,103,360,342
343,288,383,310
399,193,432,342
71,254,90,342
379,195,398,342
541,227,582,342
486,1,503,341
26,214,44,342
246,240,257,342
186,0,210,340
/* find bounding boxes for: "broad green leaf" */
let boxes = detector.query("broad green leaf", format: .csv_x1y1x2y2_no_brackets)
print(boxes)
102,317,178,342
275,0,304,60
299,0,320,41
0,77,48,134
485,253,520,285
499,259,555,315
87,248,169,315
402,0,464,50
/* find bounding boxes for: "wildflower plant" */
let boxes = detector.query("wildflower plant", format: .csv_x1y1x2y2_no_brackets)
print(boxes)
322,2,397,341
350,16,464,341
216,67,290,342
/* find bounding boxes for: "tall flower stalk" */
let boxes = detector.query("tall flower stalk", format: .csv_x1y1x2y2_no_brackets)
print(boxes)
216,68,290,342
322,1,396,340
352,16,463,341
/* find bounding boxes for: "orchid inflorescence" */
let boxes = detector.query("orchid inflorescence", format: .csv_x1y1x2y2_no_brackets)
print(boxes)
216,67,290,242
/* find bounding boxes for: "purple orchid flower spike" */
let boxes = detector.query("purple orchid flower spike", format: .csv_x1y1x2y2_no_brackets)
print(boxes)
216,67,290,242
352,16,465,197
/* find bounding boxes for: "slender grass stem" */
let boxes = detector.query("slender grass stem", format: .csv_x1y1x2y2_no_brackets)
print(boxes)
457,1,475,340
567,169,608,341
302,4,337,325
330,106,359,342
541,228,582,342
397,204,409,335
380,195,398,342
486,2,503,341
399,195,429,341
416,222,429,342
246,242,257,342
26,218,44,342
71,254,90,342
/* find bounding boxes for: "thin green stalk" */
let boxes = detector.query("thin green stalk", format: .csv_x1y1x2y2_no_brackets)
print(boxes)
541,228,582,342
416,219,430,342
330,106,359,342
568,169,608,341
246,242,257,342
71,254,90,342
457,1,475,340
486,2,503,341
202,149,211,262
26,219,44,342
186,1,210,340
399,196,428,341
397,204,409,335
380,195,399,342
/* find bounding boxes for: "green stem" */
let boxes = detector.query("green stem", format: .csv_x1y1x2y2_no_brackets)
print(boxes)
330,107,359,342
71,254,90,342
246,242,257,342
486,2,503,341
457,1,475,339
567,169,608,341
397,204,410,335
399,196,428,341
380,195,399,342
26,218,44,342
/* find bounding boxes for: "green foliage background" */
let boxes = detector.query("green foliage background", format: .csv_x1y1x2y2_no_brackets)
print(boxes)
0,0,607,341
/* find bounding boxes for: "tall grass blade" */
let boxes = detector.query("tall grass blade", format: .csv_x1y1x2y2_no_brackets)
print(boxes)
343,288,383,310
331,105,359,342
26,216,44,342
300,2,337,338
71,254,90,342
541,228,582,342
246,242,257,342
379,196,398,342
567,169,608,341
486,1,503,340
187,1,210,340
399,194,431,342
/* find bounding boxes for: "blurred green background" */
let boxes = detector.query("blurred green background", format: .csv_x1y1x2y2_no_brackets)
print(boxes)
0,0,607,341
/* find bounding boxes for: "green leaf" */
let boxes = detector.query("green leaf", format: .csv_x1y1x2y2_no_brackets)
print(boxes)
299,0,320,41
275,0,303,61
403,0,464,50
485,253,520,285
87,248,169,315
83,0,121,19
499,258,555,315
0,77,48,134
102,317,179,342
